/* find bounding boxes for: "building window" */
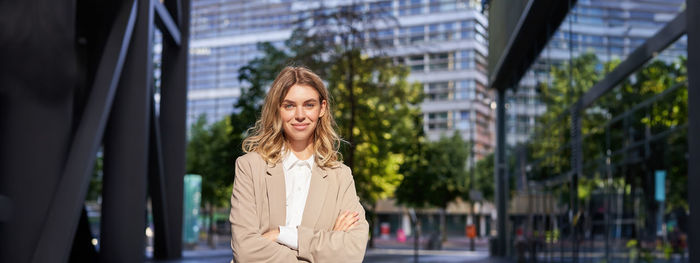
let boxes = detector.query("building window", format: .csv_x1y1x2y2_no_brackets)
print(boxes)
406,55,425,72
456,80,475,100
458,50,475,70
429,52,451,71
455,110,470,130
426,81,451,101
399,0,423,16
427,111,449,130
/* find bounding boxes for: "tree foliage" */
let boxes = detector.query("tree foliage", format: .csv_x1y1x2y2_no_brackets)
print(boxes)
471,152,495,202
186,115,234,208
327,51,423,205
396,132,469,209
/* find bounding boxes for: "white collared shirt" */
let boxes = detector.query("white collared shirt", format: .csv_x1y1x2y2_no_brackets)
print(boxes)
276,151,314,250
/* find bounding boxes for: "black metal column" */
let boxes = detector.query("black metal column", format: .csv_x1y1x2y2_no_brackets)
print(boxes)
27,0,137,261
158,0,190,258
495,88,508,256
148,99,173,258
100,0,153,261
686,0,699,261
0,1,77,262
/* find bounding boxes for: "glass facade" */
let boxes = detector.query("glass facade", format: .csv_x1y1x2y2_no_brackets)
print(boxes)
508,0,690,262
506,0,687,146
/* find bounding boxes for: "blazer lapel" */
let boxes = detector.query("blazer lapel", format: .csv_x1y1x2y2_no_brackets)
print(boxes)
300,164,328,228
265,163,286,229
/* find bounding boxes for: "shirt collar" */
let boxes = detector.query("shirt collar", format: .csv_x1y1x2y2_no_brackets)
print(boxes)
283,150,314,171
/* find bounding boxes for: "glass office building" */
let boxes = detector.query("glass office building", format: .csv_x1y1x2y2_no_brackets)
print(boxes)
187,0,494,159
506,0,686,146
489,0,694,260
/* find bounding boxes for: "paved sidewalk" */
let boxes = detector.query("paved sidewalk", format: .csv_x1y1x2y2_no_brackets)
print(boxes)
148,249,510,263
146,235,506,263
373,236,490,251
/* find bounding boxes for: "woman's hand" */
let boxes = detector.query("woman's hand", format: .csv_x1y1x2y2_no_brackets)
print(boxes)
262,228,280,241
333,210,359,232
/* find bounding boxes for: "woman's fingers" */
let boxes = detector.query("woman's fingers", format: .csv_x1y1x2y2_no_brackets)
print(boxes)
345,214,359,230
342,215,360,231
262,228,280,241
333,210,359,231
338,211,359,231
336,211,351,231
333,210,351,231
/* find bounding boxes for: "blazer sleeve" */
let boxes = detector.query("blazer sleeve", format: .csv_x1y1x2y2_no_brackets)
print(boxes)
230,156,298,262
296,166,369,263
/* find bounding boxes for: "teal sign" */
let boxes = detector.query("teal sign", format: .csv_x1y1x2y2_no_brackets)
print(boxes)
654,170,665,202
183,174,202,244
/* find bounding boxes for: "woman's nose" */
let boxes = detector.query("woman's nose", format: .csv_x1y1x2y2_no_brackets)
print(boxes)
294,106,305,121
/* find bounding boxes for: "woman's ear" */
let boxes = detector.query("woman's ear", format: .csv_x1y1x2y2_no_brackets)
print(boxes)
319,99,327,118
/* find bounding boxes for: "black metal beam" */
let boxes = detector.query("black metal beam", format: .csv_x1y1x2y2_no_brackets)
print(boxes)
148,94,174,258
495,88,508,256
153,0,181,46
569,101,581,263
99,0,153,260
580,11,686,109
158,0,190,258
489,0,576,91
29,1,138,262
0,195,10,222
685,0,699,261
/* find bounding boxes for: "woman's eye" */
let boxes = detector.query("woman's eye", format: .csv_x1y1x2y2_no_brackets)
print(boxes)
283,104,294,109
304,103,315,108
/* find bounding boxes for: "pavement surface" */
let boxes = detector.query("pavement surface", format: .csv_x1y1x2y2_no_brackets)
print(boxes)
146,235,509,263
147,248,508,263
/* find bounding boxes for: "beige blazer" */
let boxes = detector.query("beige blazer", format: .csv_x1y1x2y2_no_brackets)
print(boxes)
229,152,369,262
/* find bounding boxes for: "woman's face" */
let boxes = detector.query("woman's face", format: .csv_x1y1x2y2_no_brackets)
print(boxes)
279,84,326,146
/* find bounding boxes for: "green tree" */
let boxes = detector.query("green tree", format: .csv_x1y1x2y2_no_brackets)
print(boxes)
87,154,103,202
327,51,423,204
396,132,469,243
186,114,235,247
472,152,495,202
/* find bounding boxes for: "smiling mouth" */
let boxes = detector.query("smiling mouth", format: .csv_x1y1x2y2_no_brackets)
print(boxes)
292,123,309,130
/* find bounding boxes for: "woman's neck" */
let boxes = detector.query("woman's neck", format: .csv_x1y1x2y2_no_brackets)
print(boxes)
287,138,314,160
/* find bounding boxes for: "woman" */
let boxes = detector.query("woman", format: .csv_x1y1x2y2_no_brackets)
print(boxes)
229,66,369,262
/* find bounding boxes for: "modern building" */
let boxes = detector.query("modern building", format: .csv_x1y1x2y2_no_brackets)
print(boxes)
187,0,494,160
505,0,687,146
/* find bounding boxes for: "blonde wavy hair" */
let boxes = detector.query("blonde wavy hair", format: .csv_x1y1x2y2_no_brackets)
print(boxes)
242,66,342,168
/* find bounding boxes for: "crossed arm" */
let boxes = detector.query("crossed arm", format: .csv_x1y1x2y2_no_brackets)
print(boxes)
230,157,368,262
261,210,361,241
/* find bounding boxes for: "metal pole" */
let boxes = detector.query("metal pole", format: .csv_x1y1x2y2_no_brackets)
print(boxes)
470,122,476,251
685,0,699,261
605,131,612,263
409,209,419,263
158,0,189,258
495,88,508,256
570,103,581,263
100,0,153,261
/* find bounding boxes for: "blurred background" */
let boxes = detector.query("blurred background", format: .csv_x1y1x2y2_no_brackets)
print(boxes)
1,0,697,262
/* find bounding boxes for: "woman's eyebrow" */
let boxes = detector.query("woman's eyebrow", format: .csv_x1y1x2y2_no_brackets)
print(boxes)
282,98,319,104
